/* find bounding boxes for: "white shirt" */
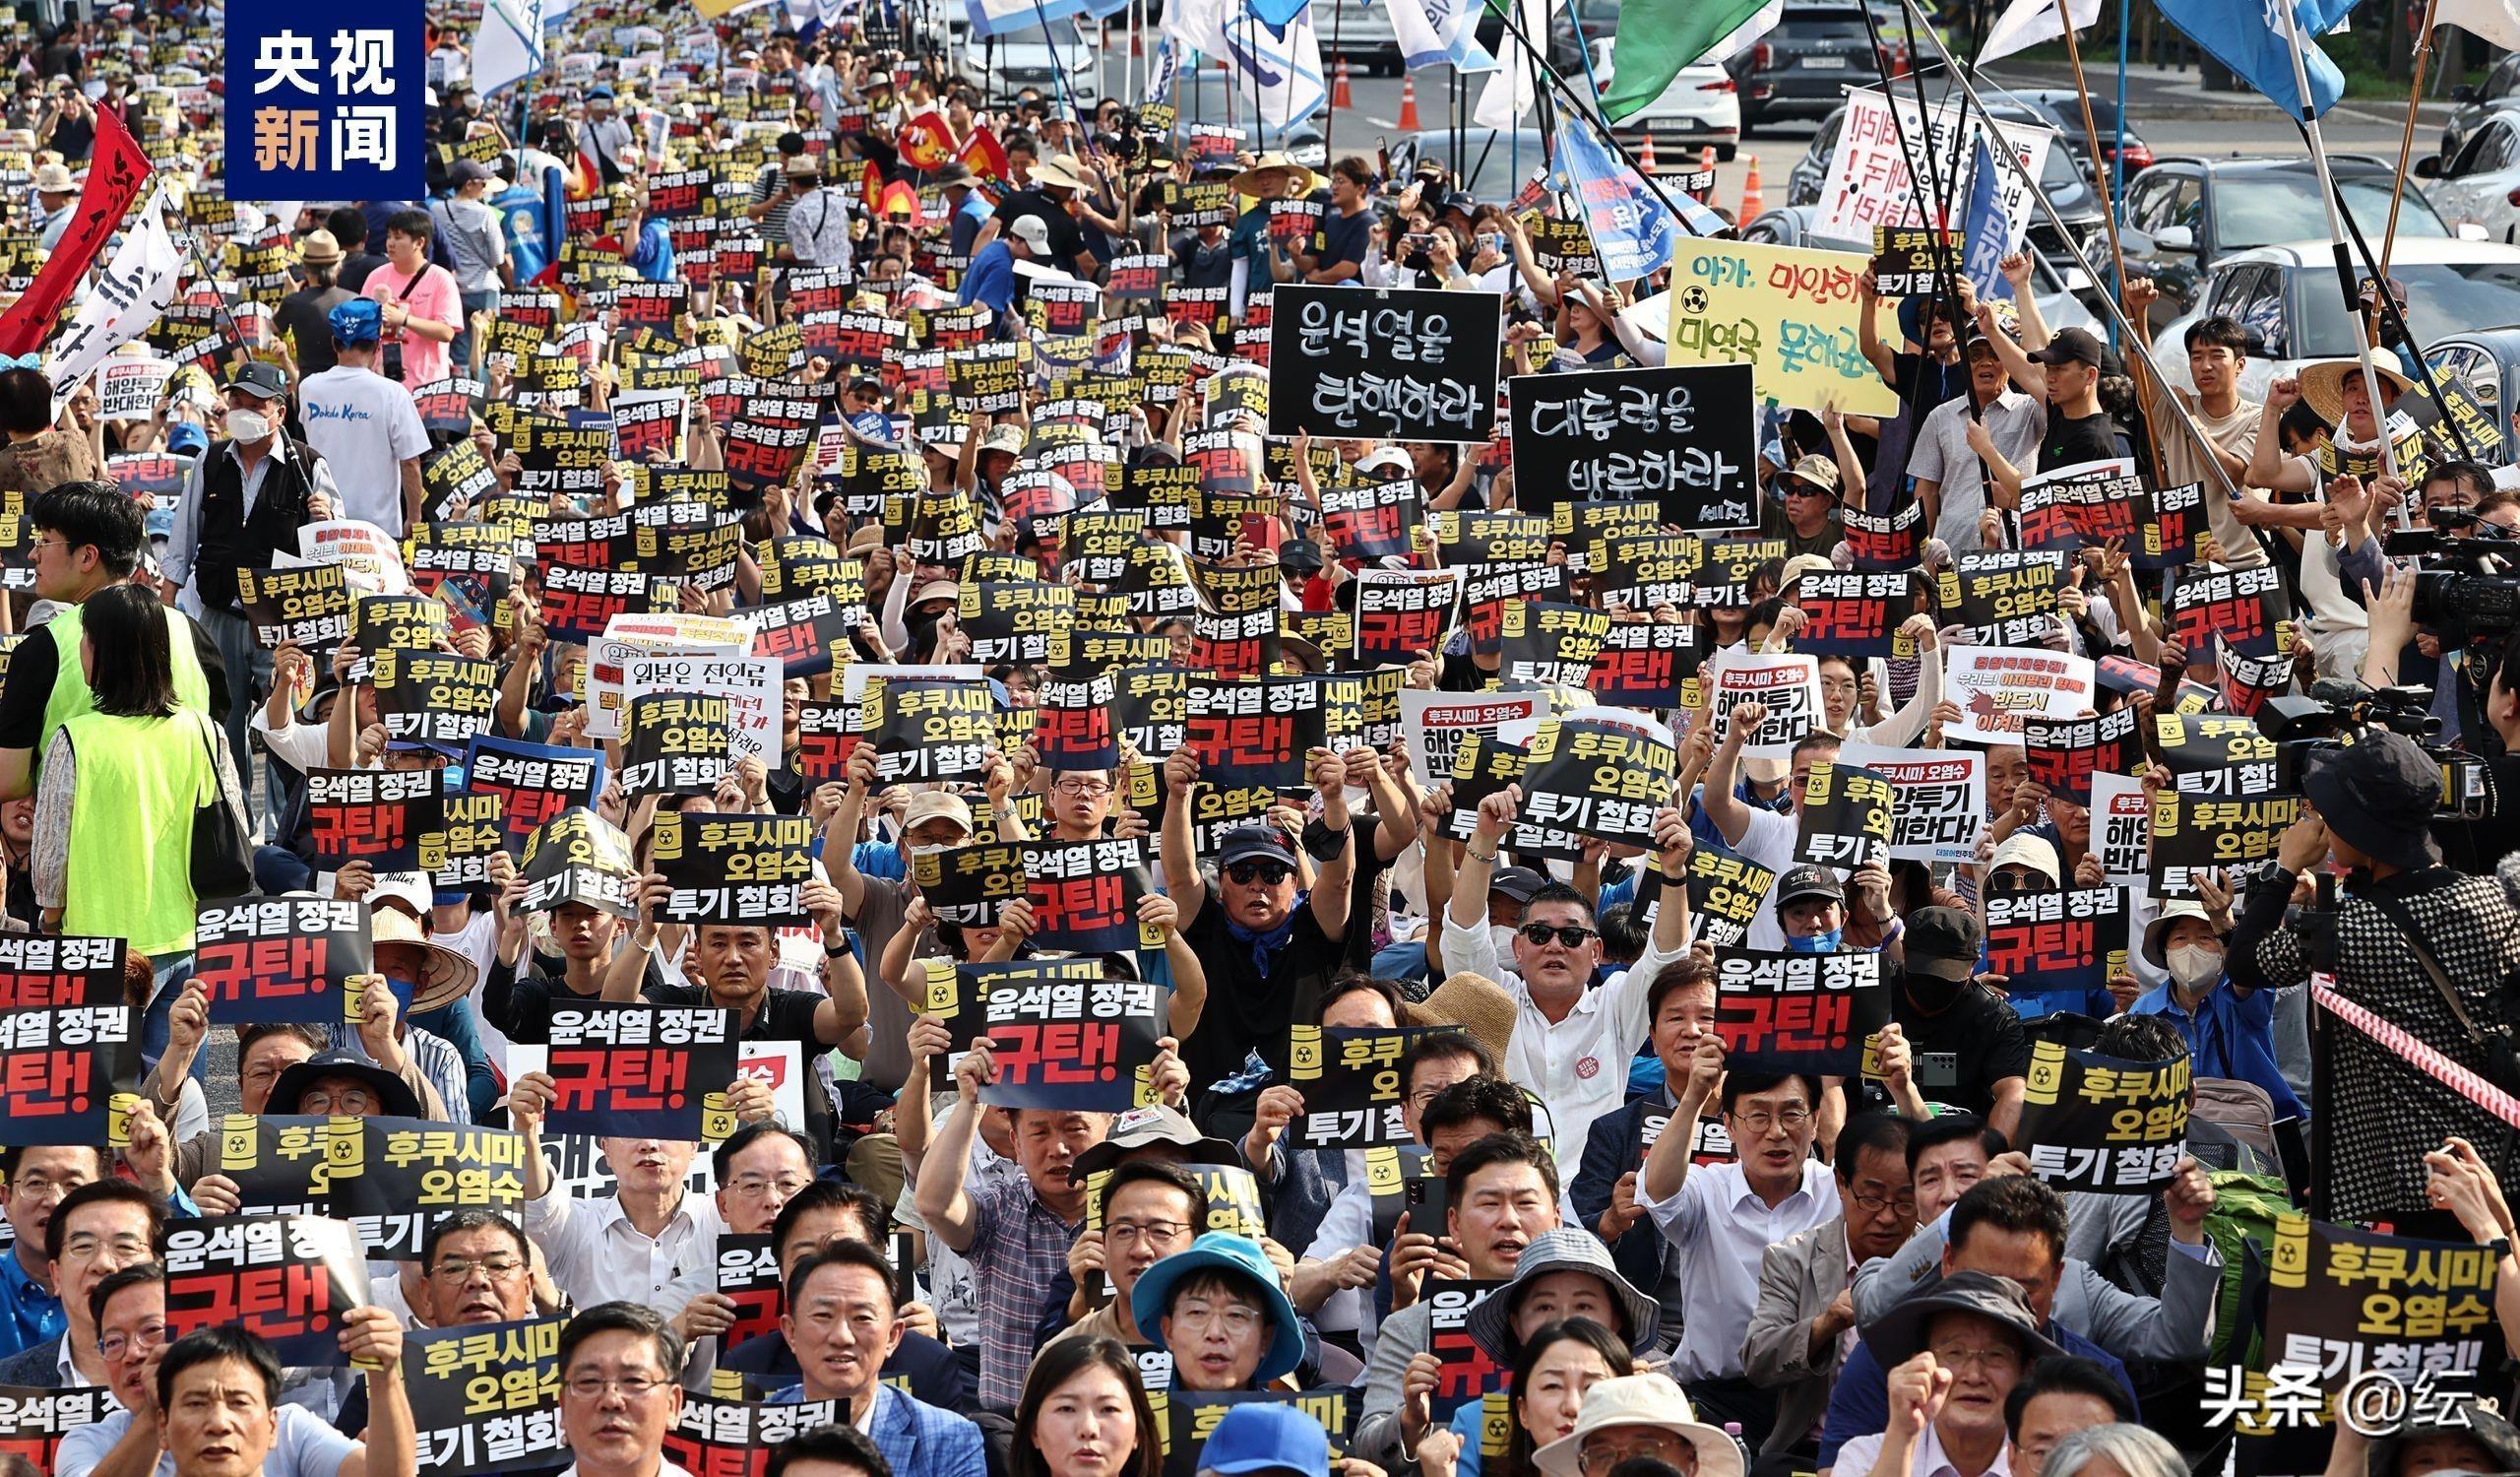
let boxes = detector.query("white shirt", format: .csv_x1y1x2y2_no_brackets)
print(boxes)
787,186,856,271
1640,1158,1841,1381
522,1188,724,1314
294,365,430,536
1831,1421,2012,1477
57,1401,359,1477
1723,805,1800,952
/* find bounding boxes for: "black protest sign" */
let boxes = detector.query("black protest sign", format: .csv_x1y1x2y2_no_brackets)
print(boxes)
1516,713,1676,860
2165,563,2287,660
404,1317,567,1475
1794,572,1919,660
2407,363,2508,465
0,1386,108,1472
2153,713,2286,796
532,511,641,573
913,842,1026,930
652,812,817,927
1795,763,1896,869
1425,1280,1508,1423
510,418,610,497
1713,949,1888,1076
1036,673,1121,771
1683,841,1777,949
2016,459,2145,552
194,898,373,1025
2131,480,2203,571
0,934,123,1008
108,451,190,499
961,579,1075,665
947,342,1027,415
1114,666,1189,760
1497,603,1611,689
1319,476,1423,562
865,677,996,785
755,537,862,604
520,807,641,918
1269,285,1501,442
1052,625,1173,678
1353,570,1462,665
1280,1025,1427,1150
914,957,1107,1091
405,522,515,591
1687,536,1786,610
664,1395,845,1475
1065,508,1150,584
158,1214,371,1367
419,437,502,520
2262,1217,2502,1393
1443,734,1530,845
2015,1042,2191,1194
2147,788,2300,898
0,1004,138,1146
421,792,514,892
467,738,605,856
1935,552,2062,644
748,592,860,679
1589,621,1704,710
214,1115,340,1217
792,699,864,785
540,565,666,642
308,768,438,869
622,692,734,799
1594,534,1700,610
1186,676,1325,790
2216,639,2296,720
1461,562,1569,657
979,974,1166,1112
1841,500,1924,572
238,562,352,651
1157,1392,1358,1477
2023,708,2143,806
1507,364,1757,527
331,1116,533,1259
372,649,498,746
1868,226,1960,296
1432,510,1550,568
1554,501,1663,572
545,1002,740,1140
1022,838,1163,954
1984,888,2132,1000
715,1234,786,1351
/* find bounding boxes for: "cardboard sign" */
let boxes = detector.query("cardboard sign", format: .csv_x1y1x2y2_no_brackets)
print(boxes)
1984,887,2132,999
2165,563,2288,660
159,1214,372,1367
1021,838,1164,954
1279,1025,1428,1150
545,1002,740,1140
371,649,497,746
1711,654,1824,757
519,807,640,917
307,768,437,868
1516,710,1676,860
1713,949,1888,1075
467,738,604,857
651,812,816,927
0,935,125,1008
1685,842,1776,949
978,975,1165,1112
1941,648,2096,744
621,692,734,799
403,1318,567,1475
1834,744,1984,865
2015,1042,2191,1194
238,561,352,651
194,897,373,1025
1665,239,1900,416
0,1004,139,1146
1795,762,1896,869
2022,708,2143,806
1268,285,1502,442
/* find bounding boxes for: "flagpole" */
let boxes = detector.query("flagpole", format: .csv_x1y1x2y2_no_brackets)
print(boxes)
2057,18,2174,492
1476,0,1722,235
2379,0,2441,283
2274,0,2399,485
1892,0,2253,513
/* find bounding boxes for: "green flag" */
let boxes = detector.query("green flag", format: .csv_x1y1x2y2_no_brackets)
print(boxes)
1602,0,1779,122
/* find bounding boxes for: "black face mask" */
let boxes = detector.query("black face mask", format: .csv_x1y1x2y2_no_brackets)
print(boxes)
1904,969,1967,1013
904,606,945,659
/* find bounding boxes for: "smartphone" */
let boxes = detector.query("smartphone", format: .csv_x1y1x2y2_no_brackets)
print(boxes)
1407,1174,1452,1233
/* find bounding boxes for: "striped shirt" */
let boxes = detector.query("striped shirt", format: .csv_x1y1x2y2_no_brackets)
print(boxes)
966,1175,1084,1411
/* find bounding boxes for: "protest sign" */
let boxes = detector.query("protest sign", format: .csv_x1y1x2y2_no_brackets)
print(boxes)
159,1214,372,1366
1841,501,1924,571
238,562,352,651
2262,1217,2501,1391
713,1234,786,1351
1695,536,1790,609
467,738,604,856
1034,673,1121,772
621,692,734,799
541,566,666,643
1984,888,2132,1000
978,974,1166,1112
1588,621,1705,710
1022,838,1164,953
1401,690,1549,792
2165,563,2289,660
1942,648,2097,744
0,1003,138,1146
2149,789,2300,898
1836,744,1985,865
194,897,373,1026
1937,551,2064,645
1433,511,1550,567
308,768,437,869
95,354,173,421
1497,603,1612,690
2217,639,2296,720
864,677,996,785
330,1116,533,1259
1354,569,1463,666
2154,713,2287,797
1440,734,1530,846
1425,1280,1507,1423
545,1002,740,1140
2017,459,2147,552
1269,285,1501,442
1156,1392,1357,1477
1319,476,1425,561
1684,843,1777,949
747,593,861,680
1711,654,1824,757
1814,89,2048,252
1795,762,1896,869
913,842,1026,930
519,807,641,918
213,1115,339,1217
403,1318,567,1476
1713,949,1888,1075
0,1386,109,1471
2090,772,2151,886
0,935,124,1008
1593,534,1700,609
1665,239,1900,416
2022,708,2143,805
962,579,1076,666
1506,364,1757,527
1794,573,1920,660
1185,676,1326,790
2015,1042,2191,1194
651,812,816,927
624,652,785,766
1516,710,1675,860
371,649,497,746
1279,1025,1428,1150
664,1395,845,1474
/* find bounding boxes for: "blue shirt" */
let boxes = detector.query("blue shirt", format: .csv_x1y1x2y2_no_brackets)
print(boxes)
958,241,1018,311
951,194,992,257
2132,978,2307,1120
0,1247,62,1360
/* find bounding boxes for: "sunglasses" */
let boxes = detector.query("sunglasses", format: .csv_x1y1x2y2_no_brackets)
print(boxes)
1518,922,1598,948
1226,861,1294,886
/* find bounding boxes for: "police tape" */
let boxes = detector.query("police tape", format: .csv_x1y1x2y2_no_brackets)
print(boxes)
2312,974,2520,1132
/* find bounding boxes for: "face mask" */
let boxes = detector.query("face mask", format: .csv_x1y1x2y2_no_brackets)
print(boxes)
1489,925,1521,960
2168,943,2225,988
382,976,422,1016
1905,972,1966,1011
224,408,273,443
1787,928,1843,954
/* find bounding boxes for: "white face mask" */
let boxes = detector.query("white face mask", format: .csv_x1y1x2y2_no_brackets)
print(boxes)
223,408,273,444
2167,942,2224,989
1490,924,1522,961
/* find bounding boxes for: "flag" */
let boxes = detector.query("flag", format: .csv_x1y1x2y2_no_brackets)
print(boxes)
1252,0,1308,29
1147,35,1181,102
1601,0,1776,122
876,179,922,224
473,0,548,96
1977,0,2101,64
899,110,958,171
959,127,1013,181
966,0,1093,37
1961,138,2016,305
1391,0,1496,72
44,189,185,415
1554,111,1705,279
2156,0,2349,117
2437,0,2520,49
1474,0,1552,127
0,104,150,357
1174,0,1327,127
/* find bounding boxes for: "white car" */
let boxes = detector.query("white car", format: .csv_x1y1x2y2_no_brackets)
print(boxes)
952,24,1102,101
2147,237,2520,400
2424,105,2520,244
1591,38,1741,163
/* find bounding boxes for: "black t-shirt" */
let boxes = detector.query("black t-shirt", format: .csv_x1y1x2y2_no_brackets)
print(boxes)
1316,207,1373,275
0,614,232,752
1172,230,1232,292
1884,978,2030,1118
2040,407,2118,472
991,190,1085,266
643,981,838,1159
1178,901,1345,1094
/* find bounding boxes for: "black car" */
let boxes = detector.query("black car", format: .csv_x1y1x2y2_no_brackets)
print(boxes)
1725,0,1903,135
2115,155,2454,324
2003,88,2155,182
2443,52,2520,165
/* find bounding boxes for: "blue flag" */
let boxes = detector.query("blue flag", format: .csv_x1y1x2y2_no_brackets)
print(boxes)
1552,113,1712,281
2156,0,2349,117
1251,0,1309,29
1962,138,2015,305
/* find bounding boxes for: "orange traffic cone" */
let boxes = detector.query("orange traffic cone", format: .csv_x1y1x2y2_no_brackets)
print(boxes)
1333,56,1353,109
1638,133,1657,172
1738,156,1765,222
1131,25,1143,55
1398,76,1420,131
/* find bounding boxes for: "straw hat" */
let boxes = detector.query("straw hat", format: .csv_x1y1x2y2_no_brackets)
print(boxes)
2298,349,2416,428
32,162,74,194
1533,1376,1743,1477
1229,151,1317,199
1028,153,1090,191
1403,971,1518,1068
296,228,343,267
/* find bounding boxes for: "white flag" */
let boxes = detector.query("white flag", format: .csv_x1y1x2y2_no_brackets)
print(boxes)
1473,0,1553,128
1977,0,2101,64
474,0,550,96
45,191,184,419
2437,0,2520,49
1231,6,1329,128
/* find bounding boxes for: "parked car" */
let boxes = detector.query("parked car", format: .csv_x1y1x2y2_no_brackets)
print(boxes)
2422,327,2520,455
1590,37,1741,162
954,27,1101,102
2003,88,2154,183
1724,0,1905,136
2146,239,2520,401
1547,0,1623,74
1737,204,2103,334
1315,0,1402,76
2421,103,2520,244
2442,52,2520,166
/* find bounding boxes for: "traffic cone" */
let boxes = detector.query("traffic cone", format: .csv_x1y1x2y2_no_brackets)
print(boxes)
1738,156,1764,222
1398,76,1420,131
1638,133,1658,172
1131,25,1143,55
1333,56,1353,109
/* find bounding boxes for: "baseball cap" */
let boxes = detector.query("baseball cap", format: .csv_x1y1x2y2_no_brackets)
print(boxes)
1066,1103,1240,1181
1905,906,1984,982
1217,825,1298,871
1775,865,1844,909
1198,1401,1332,1477
902,791,975,835
450,159,495,185
2027,327,2105,368
1487,866,1547,904
1277,539,1323,573
1009,215,1051,250
329,297,384,346
222,359,289,401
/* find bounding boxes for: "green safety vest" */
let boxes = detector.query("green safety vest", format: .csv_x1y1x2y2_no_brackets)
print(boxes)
56,709,219,957
37,602,212,783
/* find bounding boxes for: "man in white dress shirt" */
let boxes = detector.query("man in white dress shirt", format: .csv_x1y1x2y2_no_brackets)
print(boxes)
509,1070,724,1315
557,1303,695,1477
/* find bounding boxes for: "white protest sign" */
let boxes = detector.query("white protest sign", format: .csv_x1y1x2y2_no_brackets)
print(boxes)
1812,89,2053,252
2091,770,2151,887
95,355,175,423
626,652,785,765
1710,653,1824,758
1400,689,1551,791
585,611,755,740
1942,646,2097,744
1837,743,1985,865
298,520,411,594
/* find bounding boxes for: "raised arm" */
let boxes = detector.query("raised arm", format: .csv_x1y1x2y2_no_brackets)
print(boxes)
1159,746,1208,930
914,1039,998,1252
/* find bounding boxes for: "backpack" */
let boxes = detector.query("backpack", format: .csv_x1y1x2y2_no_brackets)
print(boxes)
2200,1170,2293,1367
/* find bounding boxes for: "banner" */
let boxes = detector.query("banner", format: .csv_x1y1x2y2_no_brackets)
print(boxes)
404,1318,566,1475
1553,111,1713,277
0,105,149,357
467,738,604,856
1984,887,2131,1000
1941,648,2097,744
194,898,374,1025
159,1214,372,1367
1268,286,1501,443
43,193,184,406
978,975,1166,1112
1794,762,1895,869
1022,838,1164,954
652,813,816,927
545,1002,739,1140
1516,710,1676,860
1507,365,1754,527
1836,744,1984,865
1713,949,1888,1075
1666,239,1899,416
2015,1042,2190,1194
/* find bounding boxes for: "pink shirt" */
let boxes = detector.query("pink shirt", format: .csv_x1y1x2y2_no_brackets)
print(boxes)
362,261,463,387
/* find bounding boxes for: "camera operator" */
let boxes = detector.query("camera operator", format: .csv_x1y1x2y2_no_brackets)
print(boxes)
2226,729,2520,1223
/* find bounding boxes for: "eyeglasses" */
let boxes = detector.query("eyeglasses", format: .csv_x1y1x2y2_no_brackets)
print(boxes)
98,1322,166,1360
1106,1219,1193,1248
8,1174,85,1200
430,1256,527,1284
299,1088,373,1115
1226,861,1293,886
564,1375,670,1400
1051,778,1113,798
62,1232,152,1261
1518,923,1598,949
1169,1302,1267,1336
1926,1344,2023,1374
728,1176,812,1201
1850,1190,1918,1216
1731,1107,1813,1134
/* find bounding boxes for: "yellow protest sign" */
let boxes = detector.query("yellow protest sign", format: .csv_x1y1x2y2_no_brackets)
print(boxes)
1665,239,1900,417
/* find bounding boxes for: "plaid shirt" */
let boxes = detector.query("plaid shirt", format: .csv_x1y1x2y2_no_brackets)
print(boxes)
967,1175,1084,1411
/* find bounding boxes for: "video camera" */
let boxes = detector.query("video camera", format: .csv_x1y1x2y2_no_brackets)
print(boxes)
2257,679,2491,821
2381,522,2520,648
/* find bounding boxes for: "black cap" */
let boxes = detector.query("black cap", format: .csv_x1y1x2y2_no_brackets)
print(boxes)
1488,866,1546,904
1905,906,1984,982
2027,327,2105,368
1218,825,1299,870
266,1049,427,1120
1775,865,1844,910
2301,731,2443,871
222,359,290,401
1278,539,1324,573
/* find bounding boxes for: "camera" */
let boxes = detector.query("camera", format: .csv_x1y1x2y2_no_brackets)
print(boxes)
2257,680,2491,821
2376,526,2520,647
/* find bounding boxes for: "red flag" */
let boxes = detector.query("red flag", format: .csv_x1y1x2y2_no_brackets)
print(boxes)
958,127,1012,182
897,110,956,172
0,105,151,356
